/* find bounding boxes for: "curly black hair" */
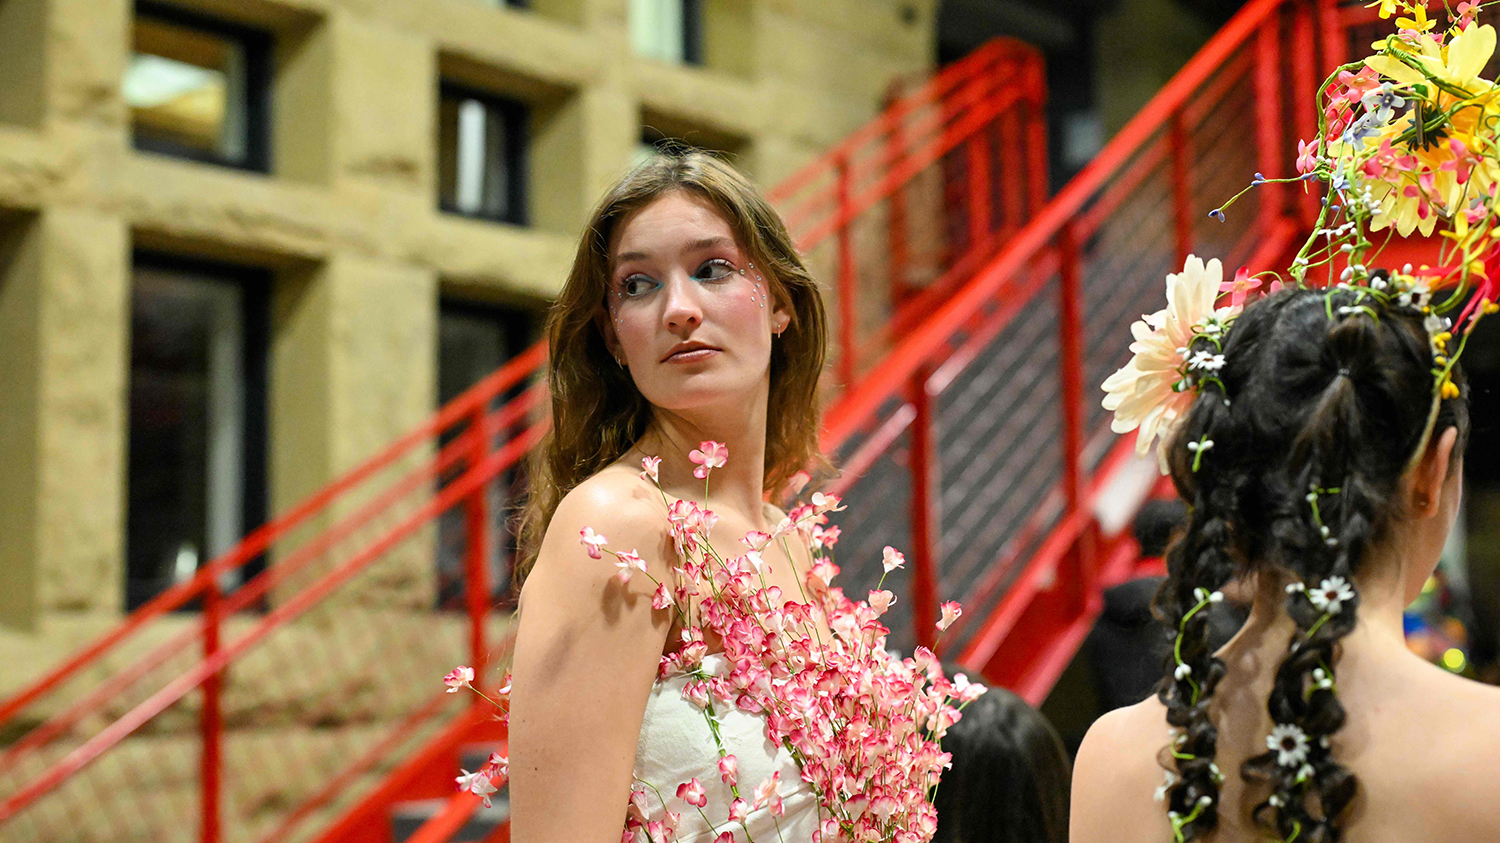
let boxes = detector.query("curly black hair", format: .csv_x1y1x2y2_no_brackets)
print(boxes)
1151,284,1469,842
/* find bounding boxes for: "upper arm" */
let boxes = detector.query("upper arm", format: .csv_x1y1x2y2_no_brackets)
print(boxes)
1071,706,1160,843
507,478,674,843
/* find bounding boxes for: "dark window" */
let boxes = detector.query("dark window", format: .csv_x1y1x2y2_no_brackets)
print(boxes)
125,2,272,172
436,300,536,609
127,254,269,611
438,83,529,225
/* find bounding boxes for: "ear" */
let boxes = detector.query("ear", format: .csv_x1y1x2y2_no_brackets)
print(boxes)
770,295,791,336
1411,425,1459,519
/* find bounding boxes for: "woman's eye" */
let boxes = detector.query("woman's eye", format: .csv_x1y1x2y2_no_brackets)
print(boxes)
694,260,736,282
621,275,658,297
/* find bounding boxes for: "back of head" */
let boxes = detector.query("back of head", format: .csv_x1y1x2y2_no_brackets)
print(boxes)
1151,283,1469,841
934,683,1071,843
515,152,828,583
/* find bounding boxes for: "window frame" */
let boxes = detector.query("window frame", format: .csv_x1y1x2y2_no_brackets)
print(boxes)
126,250,271,611
130,0,274,173
437,81,531,227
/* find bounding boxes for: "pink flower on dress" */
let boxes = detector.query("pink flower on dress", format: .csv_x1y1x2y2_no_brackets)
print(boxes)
868,589,896,616
580,527,608,559
676,778,708,808
727,798,749,822
882,546,906,573
937,601,963,632
443,665,474,693
688,441,728,478
455,769,498,808
652,582,672,610
718,754,739,786
613,549,647,583
640,455,661,483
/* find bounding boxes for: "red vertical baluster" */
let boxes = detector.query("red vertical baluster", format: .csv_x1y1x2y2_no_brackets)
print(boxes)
999,108,1025,233
836,154,858,387
1316,0,1346,72
1290,1,1322,232
465,404,491,682
908,367,938,652
966,128,992,254
1024,60,1050,218
201,579,222,843
1169,110,1194,267
1255,15,1287,234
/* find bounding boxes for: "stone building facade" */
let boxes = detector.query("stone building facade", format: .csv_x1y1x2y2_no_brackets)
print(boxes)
0,0,936,651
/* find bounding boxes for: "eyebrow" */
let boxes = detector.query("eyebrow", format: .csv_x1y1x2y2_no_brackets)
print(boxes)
615,236,737,266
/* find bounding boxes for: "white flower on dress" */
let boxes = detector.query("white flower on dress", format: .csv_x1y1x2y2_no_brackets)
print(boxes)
1267,723,1310,767
1308,576,1356,615
1101,256,1242,472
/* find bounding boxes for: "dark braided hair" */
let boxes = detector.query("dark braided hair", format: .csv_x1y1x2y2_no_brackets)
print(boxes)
1151,284,1469,842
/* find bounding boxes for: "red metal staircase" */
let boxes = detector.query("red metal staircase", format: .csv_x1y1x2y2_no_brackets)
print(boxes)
2,2,1423,840
0,37,1047,843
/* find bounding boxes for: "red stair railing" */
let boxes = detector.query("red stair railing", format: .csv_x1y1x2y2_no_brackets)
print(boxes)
401,2,1391,839
0,38,1046,843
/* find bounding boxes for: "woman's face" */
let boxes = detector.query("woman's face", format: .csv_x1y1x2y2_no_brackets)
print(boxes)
601,190,790,414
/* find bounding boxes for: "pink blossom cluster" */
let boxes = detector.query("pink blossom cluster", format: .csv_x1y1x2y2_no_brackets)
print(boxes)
447,441,982,842
617,442,981,843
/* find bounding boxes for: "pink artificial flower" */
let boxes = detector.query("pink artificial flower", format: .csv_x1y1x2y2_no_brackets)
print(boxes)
1220,265,1261,307
627,787,650,822
455,768,498,808
497,673,511,696
676,778,708,808
868,589,896,616
443,665,474,693
951,672,986,705
688,440,728,478
937,601,963,632
753,771,781,809
740,530,772,551
685,680,710,709
713,834,734,843
482,751,509,785
882,546,906,573
641,455,661,483
652,582,672,610
614,549,647,583
728,798,749,822
718,754,739,786
580,527,608,559
810,492,845,513
1295,138,1318,175
810,524,841,550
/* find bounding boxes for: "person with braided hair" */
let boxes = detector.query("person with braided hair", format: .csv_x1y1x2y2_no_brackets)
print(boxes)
1073,260,1500,843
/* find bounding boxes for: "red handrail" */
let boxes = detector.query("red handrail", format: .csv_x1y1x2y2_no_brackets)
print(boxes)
0,36,1050,843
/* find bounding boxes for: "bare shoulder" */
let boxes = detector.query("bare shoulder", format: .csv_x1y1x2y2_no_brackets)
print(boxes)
1399,662,1500,827
538,466,674,578
1071,698,1173,843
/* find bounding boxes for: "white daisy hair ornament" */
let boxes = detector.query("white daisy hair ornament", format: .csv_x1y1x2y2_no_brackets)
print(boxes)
1101,4,1491,842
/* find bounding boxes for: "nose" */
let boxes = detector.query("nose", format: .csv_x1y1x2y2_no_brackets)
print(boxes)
662,274,703,332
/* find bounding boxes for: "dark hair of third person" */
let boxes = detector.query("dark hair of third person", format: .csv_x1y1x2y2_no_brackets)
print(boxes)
1152,284,1469,842
933,683,1070,843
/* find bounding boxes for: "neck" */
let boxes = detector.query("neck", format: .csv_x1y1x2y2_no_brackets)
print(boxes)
1226,549,1415,671
635,382,772,526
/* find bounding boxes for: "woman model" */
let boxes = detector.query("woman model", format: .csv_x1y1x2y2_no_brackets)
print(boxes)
1074,273,1500,842
505,152,830,842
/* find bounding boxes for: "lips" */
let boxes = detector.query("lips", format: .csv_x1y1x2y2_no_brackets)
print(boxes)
661,342,721,363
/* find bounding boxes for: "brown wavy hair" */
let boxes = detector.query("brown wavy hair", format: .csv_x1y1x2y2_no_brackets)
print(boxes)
515,152,830,584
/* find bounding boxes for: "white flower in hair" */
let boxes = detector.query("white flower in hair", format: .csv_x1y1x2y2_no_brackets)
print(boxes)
1308,576,1356,615
1267,723,1310,767
1101,255,1243,473
1154,769,1179,802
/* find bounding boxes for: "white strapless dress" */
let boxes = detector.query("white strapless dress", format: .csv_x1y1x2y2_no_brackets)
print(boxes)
633,654,822,842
